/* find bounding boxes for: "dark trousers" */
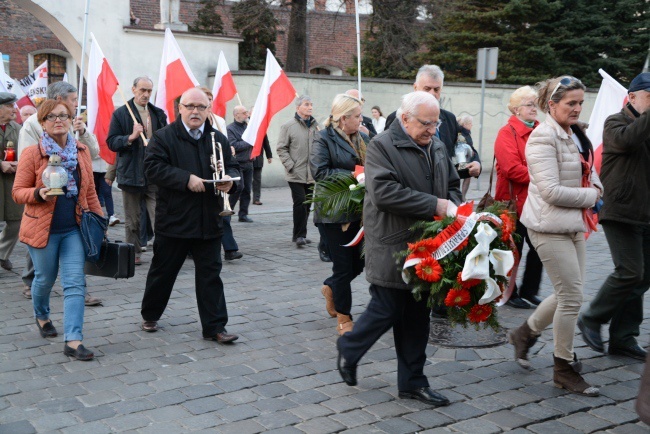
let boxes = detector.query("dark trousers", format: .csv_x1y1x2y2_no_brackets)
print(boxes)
140,200,154,247
93,172,114,217
230,163,253,218
288,182,311,239
512,220,543,299
338,284,431,391
221,216,239,252
316,223,329,256
582,221,650,347
323,221,364,316
141,233,229,336
253,167,263,202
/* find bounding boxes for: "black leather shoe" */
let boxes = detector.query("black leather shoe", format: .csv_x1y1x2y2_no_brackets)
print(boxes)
295,237,307,246
204,332,239,344
319,250,332,262
399,387,450,407
337,348,357,386
36,319,58,338
506,297,531,309
522,295,542,306
64,344,94,361
608,344,647,361
238,216,254,223
577,316,604,353
224,251,243,260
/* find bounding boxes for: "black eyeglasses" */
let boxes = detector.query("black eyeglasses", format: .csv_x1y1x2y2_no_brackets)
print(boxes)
180,103,208,112
45,113,71,122
549,77,581,101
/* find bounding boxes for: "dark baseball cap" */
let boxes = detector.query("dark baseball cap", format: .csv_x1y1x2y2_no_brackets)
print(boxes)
0,92,18,105
628,72,650,93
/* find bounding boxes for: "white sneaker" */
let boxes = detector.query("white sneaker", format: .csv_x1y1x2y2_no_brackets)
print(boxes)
109,215,121,226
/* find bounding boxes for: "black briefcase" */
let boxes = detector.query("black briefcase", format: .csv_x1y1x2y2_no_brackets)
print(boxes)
84,241,135,279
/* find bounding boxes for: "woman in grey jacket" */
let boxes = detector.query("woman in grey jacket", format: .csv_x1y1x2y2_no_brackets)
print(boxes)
508,76,602,396
311,94,368,335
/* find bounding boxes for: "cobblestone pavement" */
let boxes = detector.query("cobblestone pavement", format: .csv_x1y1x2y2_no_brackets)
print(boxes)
0,178,648,433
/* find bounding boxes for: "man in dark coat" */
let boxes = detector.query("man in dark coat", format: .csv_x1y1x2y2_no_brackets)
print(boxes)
578,72,650,361
140,88,240,343
107,76,167,264
337,91,461,406
227,106,254,222
385,65,481,179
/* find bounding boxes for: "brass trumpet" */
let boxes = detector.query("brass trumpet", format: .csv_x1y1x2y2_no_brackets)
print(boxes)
211,132,235,217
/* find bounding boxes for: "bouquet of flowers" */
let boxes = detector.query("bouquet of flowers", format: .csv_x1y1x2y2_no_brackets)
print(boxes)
398,201,518,331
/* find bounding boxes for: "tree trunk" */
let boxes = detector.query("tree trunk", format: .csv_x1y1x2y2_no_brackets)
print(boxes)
286,0,307,72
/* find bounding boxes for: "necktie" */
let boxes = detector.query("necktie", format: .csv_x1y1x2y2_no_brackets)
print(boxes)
190,129,200,140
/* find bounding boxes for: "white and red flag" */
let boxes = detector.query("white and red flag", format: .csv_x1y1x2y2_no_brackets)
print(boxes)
155,28,199,122
0,52,33,124
586,69,628,174
211,51,237,118
18,60,48,107
86,33,119,165
242,49,296,159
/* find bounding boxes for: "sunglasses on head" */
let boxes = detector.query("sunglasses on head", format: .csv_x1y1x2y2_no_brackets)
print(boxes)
549,76,581,101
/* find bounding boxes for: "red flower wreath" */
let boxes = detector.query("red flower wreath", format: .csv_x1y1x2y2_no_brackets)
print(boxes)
444,289,471,307
407,238,440,259
415,257,443,282
468,304,493,323
456,272,481,290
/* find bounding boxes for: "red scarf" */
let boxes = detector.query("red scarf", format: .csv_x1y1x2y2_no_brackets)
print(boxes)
580,153,598,235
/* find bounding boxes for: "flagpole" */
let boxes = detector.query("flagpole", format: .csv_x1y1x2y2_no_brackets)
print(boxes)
354,0,362,96
235,92,243,106
75,0,90,139
116,85,149,145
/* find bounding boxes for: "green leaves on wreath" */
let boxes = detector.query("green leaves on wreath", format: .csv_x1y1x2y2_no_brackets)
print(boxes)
307,172,365,220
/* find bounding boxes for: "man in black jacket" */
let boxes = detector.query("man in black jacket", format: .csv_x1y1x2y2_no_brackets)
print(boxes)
140,87,240,343
337,91,461,407
578,73,650,361
107,76,167,264
227,106,254,222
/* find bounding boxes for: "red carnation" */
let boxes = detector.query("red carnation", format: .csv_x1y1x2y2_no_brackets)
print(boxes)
408,238,440,259
468,304,493,323
415,257,443,282
444,289,471,307
500,213,514,242
456,272,481,290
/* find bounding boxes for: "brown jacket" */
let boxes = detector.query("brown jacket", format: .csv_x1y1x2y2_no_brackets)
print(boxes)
1,120,24,221
12,140,102,248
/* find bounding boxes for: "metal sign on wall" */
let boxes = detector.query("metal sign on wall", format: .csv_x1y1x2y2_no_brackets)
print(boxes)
477,47,499,81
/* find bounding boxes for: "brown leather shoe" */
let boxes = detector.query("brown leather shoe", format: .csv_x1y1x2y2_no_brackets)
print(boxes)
84,294,102,306
134,257,142,266
23,286,32,299
204,332,239,343
321,285,337,317
141,321,158,332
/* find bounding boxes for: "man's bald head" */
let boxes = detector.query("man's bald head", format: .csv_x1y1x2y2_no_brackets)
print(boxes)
233,105,249,123
178,88,210,129
180,87,209,106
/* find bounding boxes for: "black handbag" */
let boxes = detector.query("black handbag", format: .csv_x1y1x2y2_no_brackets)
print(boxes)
84,240,135,279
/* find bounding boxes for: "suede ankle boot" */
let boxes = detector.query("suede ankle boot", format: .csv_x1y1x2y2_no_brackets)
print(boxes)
337,314,353,336
553,355,599,396
321,285,337,317
507,320,539,369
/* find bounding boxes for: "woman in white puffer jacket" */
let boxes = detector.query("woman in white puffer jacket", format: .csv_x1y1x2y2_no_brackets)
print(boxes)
507,76,603,397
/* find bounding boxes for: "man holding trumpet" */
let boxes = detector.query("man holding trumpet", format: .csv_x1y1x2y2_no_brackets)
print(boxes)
141,87,241,344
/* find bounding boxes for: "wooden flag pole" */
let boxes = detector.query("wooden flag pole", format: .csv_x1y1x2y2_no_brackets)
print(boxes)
75,0,91,140
235,92,243,106
116,85,148,145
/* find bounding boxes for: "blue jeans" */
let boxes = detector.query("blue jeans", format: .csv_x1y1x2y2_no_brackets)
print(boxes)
28,228,86,342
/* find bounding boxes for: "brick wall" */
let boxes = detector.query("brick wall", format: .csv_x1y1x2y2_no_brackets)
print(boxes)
1,0,366,78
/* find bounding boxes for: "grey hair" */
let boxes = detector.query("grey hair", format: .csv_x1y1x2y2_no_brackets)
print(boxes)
457,114,473,128
132,76,153,87
47,81,77,100
507,86,538,114
295,95,311,107
232,105,247,116
396,91,439,122
415,65,444,85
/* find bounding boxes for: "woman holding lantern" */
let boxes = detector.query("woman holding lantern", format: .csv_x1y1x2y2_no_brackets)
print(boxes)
311,94,369,335
508,76,602,396
12,100,102,361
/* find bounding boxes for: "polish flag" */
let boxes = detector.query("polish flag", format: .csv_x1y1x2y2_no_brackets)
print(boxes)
586,69,628,174
242,49,296,159
86,34,119,165
18,61,48,107
211,51,237,118
0,52,33,124
155,28,199,123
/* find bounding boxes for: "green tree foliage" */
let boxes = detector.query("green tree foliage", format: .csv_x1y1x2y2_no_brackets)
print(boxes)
350,0,421,79
189,0,224,34
419,0,648,87
231,0,279,70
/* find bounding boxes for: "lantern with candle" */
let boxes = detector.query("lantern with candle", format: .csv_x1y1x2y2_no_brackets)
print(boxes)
41,152,68,196
3,141,16,162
